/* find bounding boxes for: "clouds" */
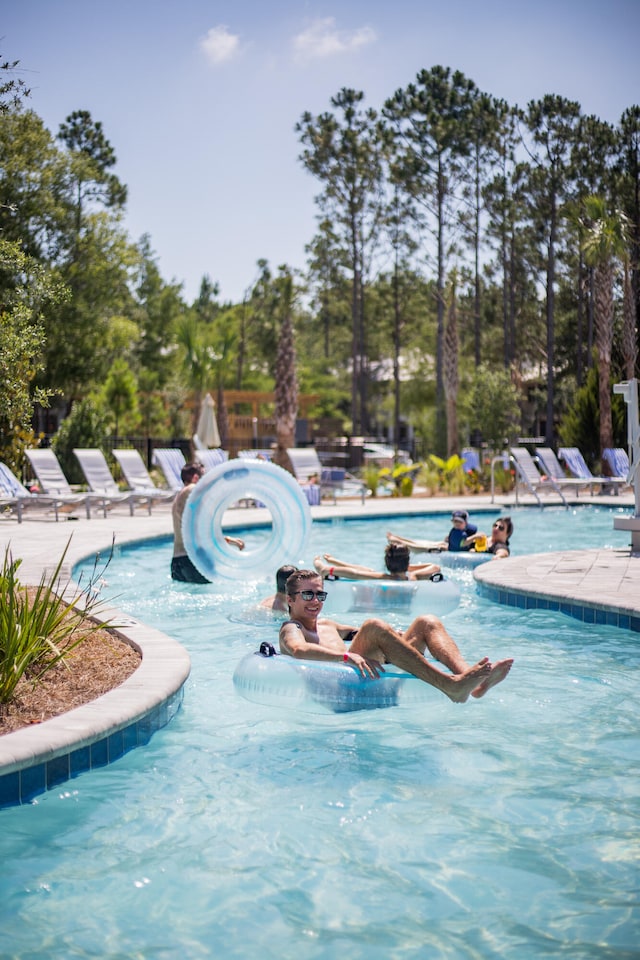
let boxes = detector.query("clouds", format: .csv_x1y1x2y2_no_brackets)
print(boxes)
292,18,376,63
199,17,376,67
200,25,240,65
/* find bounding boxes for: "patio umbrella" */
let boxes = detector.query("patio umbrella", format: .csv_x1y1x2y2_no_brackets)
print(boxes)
196,393,221,448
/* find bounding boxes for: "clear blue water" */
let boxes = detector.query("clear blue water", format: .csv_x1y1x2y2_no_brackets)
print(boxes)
1,505,639,959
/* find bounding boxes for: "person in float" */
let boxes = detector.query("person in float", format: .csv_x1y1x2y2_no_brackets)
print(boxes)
279,569,513,703
313,543,443,581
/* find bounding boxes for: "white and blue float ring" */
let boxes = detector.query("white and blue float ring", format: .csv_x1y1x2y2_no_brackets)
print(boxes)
437,550,494,570
323,576,461,617
233,645,434,714
182,459,311,581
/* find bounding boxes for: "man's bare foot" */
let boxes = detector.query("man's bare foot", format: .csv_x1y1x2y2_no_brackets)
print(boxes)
447,658,492,703
471,658,514,698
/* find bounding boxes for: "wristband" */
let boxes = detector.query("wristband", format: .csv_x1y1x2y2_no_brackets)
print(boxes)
343,653,349,662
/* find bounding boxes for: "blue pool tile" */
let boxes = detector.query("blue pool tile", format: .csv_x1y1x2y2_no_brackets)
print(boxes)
107,729,124,762
0,771,20,808
90,737,108,768
21,762,46,802
46,753,70,790
70,745,92,778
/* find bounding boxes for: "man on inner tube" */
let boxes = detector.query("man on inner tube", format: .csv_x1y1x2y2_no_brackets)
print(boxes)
313,543,442,581
279,569,513,704
171,461,245,583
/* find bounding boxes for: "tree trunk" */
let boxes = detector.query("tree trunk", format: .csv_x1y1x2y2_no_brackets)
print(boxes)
594,260,614,455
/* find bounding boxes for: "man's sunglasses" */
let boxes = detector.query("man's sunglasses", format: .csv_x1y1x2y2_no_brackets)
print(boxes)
291,590,328,601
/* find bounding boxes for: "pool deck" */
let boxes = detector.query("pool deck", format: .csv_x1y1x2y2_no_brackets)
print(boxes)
1,488,639,805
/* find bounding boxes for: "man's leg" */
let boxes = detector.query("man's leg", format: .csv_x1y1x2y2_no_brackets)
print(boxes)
403,614,513,699
350,617,492,703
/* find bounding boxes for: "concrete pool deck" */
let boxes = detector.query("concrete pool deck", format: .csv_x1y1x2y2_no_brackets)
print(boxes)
1,489,639,805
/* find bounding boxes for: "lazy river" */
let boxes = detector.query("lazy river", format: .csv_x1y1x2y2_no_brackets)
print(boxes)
0,505,638,959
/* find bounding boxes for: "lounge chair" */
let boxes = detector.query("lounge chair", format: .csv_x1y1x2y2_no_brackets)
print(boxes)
558,447,626,496
237,449,274,461
0,461,94,522
509,447,568,507
73,448,154,515
534,447,599,497
194,448,229,471
151,448,187,492
602,447,630,484
287,447,367,505
112,448,176,503
24,449,94,518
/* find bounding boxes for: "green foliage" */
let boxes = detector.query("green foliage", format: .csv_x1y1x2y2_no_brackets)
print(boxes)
102,358,138,436
461,365,521,447
0,539,112,705
51,397,110,483
0,239,66,470
426,454,467,495
558,364,628,464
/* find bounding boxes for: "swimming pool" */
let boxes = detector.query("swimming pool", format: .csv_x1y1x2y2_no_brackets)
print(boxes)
1,506,638,959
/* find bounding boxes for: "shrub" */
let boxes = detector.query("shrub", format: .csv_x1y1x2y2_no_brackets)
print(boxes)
0,538,113,705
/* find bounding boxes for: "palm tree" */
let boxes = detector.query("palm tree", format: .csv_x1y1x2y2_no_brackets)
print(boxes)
272,273,298,475
443,272,459,456
581,195,631,458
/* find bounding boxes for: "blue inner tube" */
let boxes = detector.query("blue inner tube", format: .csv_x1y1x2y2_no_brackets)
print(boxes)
233,649,436,714
322,577,460,617
437,551,493,569
182,459,311,580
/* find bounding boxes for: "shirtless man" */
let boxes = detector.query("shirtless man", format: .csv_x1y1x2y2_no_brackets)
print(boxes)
279,570,513,704
314,543,441,581
259,564,298,612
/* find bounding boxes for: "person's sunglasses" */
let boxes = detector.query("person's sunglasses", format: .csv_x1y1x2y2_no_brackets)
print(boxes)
292,590,328,601
493,522,505,531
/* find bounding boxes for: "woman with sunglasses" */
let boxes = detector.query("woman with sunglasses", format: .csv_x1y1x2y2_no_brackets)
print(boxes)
279,569,513,703
466,516,513,559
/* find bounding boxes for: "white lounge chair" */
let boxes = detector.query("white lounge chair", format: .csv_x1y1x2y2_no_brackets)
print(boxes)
558,447,625,496
287,447,367,505
73,448,154,515
602,447,630,484
24,449,94,518
0,461,92,522
509,447,568,507
151,448,187,492
112,448,176,503
194,448,229,471
534,447,598,497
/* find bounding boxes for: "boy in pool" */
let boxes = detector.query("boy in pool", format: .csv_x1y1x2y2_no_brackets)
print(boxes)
279,570,513,703
313,543,442,581
387,509,477,553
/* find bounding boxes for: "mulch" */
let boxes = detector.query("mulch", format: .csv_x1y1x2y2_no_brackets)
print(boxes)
0,591,141,735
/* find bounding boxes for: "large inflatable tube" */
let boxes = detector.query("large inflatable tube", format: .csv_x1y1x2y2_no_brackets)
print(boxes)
322,577,460,617
182,459,311,580
233,647,435,714
437,551,493,570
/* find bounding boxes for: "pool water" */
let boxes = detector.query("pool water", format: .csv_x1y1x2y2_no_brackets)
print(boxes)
1,506,638,959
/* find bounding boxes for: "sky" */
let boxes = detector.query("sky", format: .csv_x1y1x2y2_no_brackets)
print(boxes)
4,0,640,305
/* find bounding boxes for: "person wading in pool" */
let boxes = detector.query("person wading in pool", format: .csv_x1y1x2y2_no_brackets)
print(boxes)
313,543,442,581
279,570,513,703
171,461,244,583
260,564,298,612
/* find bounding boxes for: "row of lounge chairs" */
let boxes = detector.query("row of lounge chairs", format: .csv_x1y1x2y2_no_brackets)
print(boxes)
509,446,630,507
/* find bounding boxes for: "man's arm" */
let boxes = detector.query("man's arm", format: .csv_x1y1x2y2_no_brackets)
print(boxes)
279,620,346,660
408,562,442,579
